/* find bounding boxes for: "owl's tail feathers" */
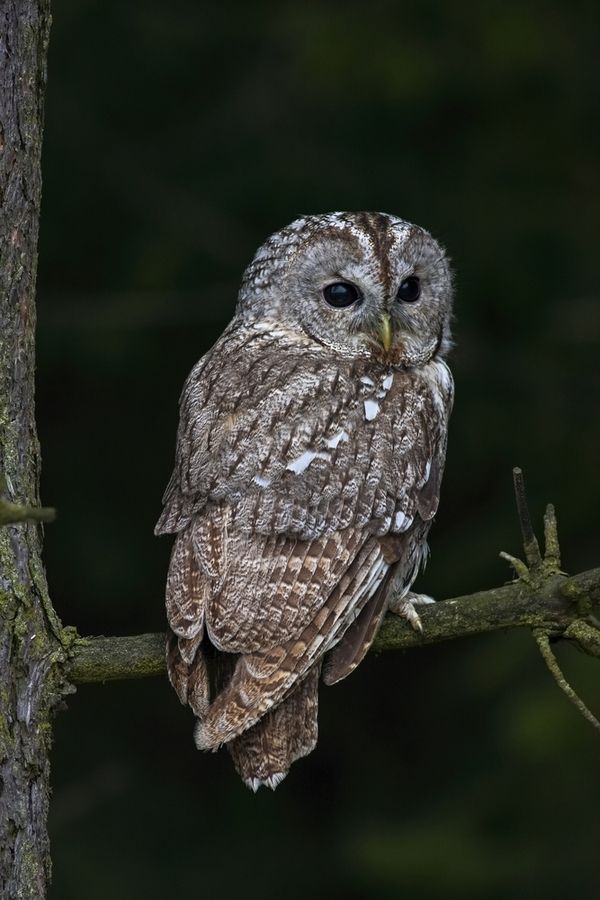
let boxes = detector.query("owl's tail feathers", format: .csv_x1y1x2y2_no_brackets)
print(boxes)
166,630,210,718
226,665,321,791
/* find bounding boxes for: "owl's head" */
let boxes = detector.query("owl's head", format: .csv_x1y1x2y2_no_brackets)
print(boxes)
237,212,453,367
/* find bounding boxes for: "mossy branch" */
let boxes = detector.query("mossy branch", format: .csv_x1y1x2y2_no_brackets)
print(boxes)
69,633,166,683
0,499,56,526
0,477,56,526
66,566,600,683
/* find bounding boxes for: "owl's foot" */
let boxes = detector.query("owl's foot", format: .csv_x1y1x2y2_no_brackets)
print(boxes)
388,591,435,634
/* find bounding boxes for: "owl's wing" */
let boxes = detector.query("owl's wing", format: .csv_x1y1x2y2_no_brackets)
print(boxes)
194,528,388,748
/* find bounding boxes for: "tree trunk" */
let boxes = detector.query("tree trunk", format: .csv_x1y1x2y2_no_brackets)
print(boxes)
0,3,61,897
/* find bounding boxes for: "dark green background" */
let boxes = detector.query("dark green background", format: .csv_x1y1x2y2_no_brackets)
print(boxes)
39,3,599,898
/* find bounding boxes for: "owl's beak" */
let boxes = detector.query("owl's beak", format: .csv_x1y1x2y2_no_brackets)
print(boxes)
378,314,393,353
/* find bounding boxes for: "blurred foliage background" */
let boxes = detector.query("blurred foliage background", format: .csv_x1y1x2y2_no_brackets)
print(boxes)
37,2,599,898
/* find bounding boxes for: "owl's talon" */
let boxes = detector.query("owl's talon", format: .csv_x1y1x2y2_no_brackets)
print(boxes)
389,591,435,633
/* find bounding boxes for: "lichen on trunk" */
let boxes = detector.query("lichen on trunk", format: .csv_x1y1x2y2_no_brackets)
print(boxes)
0,3,66,897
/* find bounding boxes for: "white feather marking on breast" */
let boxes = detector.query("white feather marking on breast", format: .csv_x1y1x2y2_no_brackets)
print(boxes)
360,375,376,386
287,449,330,474
364,399,380,421
326,429,350,449
394,510,413,531
381,373,394,391
253,475,271,488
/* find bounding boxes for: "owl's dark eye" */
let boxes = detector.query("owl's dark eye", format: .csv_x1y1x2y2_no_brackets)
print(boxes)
323,282,361,308
396,276,421,303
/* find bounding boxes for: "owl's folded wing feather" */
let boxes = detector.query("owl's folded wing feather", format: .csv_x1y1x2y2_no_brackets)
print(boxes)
195,533,388,748
165,504,391,744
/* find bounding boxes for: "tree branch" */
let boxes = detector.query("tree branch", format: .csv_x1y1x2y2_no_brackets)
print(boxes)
533,629,600,731
0,480,56,526
69,633,166,683
67,566,600,684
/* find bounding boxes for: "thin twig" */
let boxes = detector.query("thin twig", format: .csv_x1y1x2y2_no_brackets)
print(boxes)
499,550,530,582
512,467,542,568
533,629,600,732
543,503,561,570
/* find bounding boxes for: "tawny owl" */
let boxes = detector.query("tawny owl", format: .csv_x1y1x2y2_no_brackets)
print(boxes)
156,212,454,790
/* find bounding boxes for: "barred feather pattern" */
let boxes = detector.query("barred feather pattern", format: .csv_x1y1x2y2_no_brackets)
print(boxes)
156,212,454,789
227,665,321,791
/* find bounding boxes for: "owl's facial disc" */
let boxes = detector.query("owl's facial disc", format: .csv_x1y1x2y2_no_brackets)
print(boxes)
237,212,453,365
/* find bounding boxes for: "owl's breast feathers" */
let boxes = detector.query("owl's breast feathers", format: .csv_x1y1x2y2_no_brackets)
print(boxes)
157,324,453,777
156,323,453,542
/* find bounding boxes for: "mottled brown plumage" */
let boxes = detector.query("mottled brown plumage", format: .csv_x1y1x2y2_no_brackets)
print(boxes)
156,212,454,789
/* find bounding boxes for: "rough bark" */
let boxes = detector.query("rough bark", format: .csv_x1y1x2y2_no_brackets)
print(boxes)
0,3,64,898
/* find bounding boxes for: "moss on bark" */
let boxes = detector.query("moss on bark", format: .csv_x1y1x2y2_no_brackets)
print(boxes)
0,3,64,897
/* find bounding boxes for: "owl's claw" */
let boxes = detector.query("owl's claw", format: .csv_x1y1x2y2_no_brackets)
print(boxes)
388,591,435,633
